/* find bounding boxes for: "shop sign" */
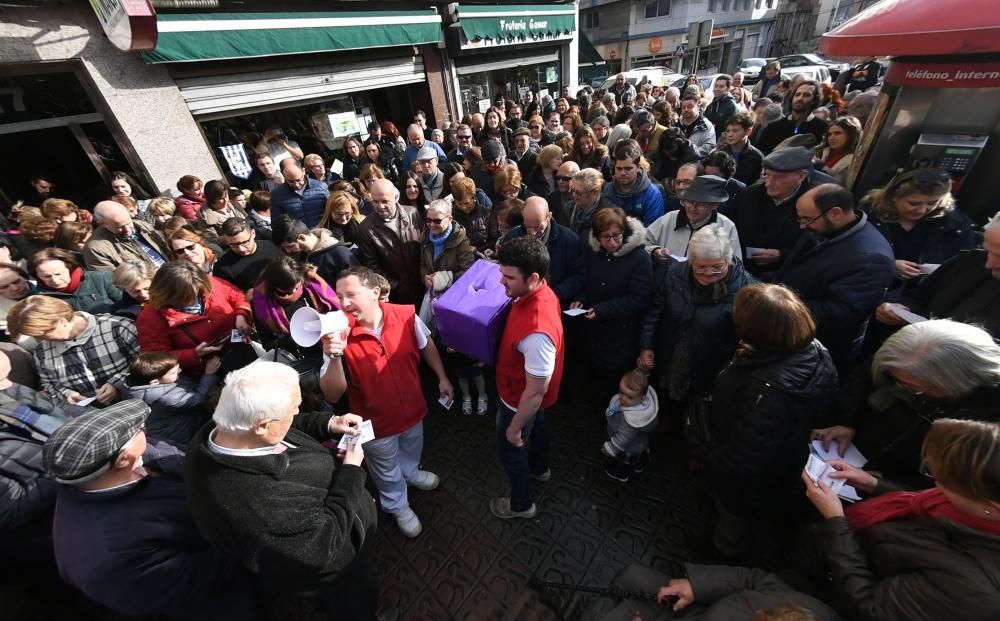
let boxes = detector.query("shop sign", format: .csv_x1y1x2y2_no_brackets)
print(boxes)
478,99,492,113
539,88,550,100
649,37,662,54
518,86,531,100
89,0,157,51
886,60,1000,88
328,112,360,138
545,67,558,84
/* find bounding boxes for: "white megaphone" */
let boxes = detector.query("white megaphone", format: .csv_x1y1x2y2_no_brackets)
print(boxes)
290,307,350,347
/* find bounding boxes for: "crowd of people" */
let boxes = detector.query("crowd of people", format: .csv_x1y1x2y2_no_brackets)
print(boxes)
1,61,998,621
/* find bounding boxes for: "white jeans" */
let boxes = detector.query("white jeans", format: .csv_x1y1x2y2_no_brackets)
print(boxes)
362,420,424,514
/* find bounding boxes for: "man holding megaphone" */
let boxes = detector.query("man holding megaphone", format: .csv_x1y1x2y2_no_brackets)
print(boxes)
319,267,454,539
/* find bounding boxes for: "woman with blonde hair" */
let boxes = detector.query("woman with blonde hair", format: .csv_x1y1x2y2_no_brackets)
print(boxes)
526,144,564,197
7,294,139,404
146,196,177,229
863,168,976,300
111,259,155,319
319,190,364,245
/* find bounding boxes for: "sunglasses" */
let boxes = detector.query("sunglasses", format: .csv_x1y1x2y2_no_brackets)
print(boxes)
555,175,573,182
275,283,302,297
173,242,199,255
425,217,448,224
457,135,473,140
530,124,542,129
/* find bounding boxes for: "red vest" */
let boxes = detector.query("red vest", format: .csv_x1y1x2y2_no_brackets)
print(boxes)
496,283,564,410
344,303,427,438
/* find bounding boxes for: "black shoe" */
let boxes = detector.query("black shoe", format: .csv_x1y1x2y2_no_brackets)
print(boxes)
604,457,630,482
630,450,651,473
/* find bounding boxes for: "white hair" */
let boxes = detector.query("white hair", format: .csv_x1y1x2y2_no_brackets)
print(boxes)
665,87,681,99
426,199,452,217
687,223,733,264
985,211,1000,231
872,319,1000,398
213,361,300,431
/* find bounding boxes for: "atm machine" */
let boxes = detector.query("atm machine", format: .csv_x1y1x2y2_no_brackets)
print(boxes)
821,0,1000,222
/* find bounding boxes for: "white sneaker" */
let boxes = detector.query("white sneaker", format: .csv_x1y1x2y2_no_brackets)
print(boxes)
394,506,422,538
407,470,440,491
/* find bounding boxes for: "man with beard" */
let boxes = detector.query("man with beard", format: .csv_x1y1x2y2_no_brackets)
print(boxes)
603,140,665,227
755,81,829,156
355,179,424,305
506,103,529,131
776,184,894,371
674,97,717,157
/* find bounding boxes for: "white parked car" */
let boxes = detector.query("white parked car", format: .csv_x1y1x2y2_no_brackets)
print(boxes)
738,58,768,84
777,54,845,82
670,73,728,104
599,69,684,91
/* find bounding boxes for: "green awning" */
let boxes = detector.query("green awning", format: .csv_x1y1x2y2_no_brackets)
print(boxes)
578,29,603,65
458,3,575,43
141,11,443,63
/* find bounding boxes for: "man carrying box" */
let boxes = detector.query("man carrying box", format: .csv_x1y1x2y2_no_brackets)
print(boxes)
491,236,565,519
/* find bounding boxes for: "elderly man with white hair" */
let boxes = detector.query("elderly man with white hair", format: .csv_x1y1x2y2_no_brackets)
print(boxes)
401,123,446,174
82,200,170,272
185,361,379,620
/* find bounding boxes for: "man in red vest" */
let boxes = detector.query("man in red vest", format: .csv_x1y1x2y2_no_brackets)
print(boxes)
319,267,454,538
492,236,565,519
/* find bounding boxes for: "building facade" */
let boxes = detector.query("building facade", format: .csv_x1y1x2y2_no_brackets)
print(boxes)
581,0,778,76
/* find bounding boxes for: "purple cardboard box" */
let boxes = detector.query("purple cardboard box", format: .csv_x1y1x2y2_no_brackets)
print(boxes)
434,259,512,366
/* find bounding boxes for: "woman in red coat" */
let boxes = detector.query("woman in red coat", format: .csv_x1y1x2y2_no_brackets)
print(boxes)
137,262,252,373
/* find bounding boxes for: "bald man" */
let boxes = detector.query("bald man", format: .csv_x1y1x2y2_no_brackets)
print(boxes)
402,123,447,173
548,160,580,226
502,197,585,305
83,201,170,272
355,178,425,305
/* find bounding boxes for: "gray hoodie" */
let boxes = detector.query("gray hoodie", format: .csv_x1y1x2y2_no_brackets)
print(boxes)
127,374,218,445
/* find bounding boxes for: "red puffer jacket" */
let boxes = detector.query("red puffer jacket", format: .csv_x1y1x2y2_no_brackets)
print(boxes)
137,276,251,372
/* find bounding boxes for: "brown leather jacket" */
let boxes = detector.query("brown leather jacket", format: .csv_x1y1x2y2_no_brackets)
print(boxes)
355,204,424,305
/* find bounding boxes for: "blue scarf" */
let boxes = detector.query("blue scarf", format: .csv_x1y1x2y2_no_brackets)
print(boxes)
429,223,453,260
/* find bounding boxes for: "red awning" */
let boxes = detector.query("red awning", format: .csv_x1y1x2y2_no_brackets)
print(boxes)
820,0,1000,59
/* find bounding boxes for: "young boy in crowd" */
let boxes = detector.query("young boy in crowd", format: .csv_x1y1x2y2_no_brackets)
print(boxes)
602,369,659,482
126,351,221,445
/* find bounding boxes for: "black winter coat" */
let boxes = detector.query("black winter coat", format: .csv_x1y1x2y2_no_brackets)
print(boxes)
706,340,839,518
872,208,978,301
574,218,653,369
640,259,757,399
817,515,1000,621
776,213,895,371
727,179,813,275
902,249,1000,337
721,142,765,186
504,222,586,305
185,411,378,594
526,165,555,198
651,141,701,183
838,359,1000,492
451,190,497,253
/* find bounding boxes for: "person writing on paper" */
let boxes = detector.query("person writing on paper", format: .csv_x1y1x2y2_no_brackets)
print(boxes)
185,361,380,620
702,284,838,560
492,236,565,520
873,209,1000,340
801,418,1000,621
814,319,1000,495
865,168,976,302
319,267,453,539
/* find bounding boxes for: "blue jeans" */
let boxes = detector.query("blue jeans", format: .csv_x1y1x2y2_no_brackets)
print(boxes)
496,402,550,512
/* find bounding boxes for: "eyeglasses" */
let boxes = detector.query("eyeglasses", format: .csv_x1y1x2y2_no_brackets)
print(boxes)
425,216,449,224
173,242,199,255
796,213,826,226
691,265,727,275
331,211,353,218
597,232,624,242
555,175,573,182
226,237,253,250
530,124,542,129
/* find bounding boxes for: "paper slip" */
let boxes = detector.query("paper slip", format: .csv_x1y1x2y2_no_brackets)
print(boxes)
885,303,928,324
337,420,374,450
810,439,867,468
76,396,97,407
919,263,940,275
330,159,344,175
805,454,846,494
745,247,765,258
231,329,244,343
563,308,588,317
438,395,454,410
670,255,688,263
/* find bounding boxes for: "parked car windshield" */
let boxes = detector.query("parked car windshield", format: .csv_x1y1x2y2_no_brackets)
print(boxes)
741,59,766,68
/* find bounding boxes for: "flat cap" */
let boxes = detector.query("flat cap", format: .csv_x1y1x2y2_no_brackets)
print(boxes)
513,127,531,138
763,146,813,171
415,145,438,161
43,399,149,484
481,139,505,161
680,175,731,204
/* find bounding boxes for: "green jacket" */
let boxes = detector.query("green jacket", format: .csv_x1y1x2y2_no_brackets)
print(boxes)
38,270,122,313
